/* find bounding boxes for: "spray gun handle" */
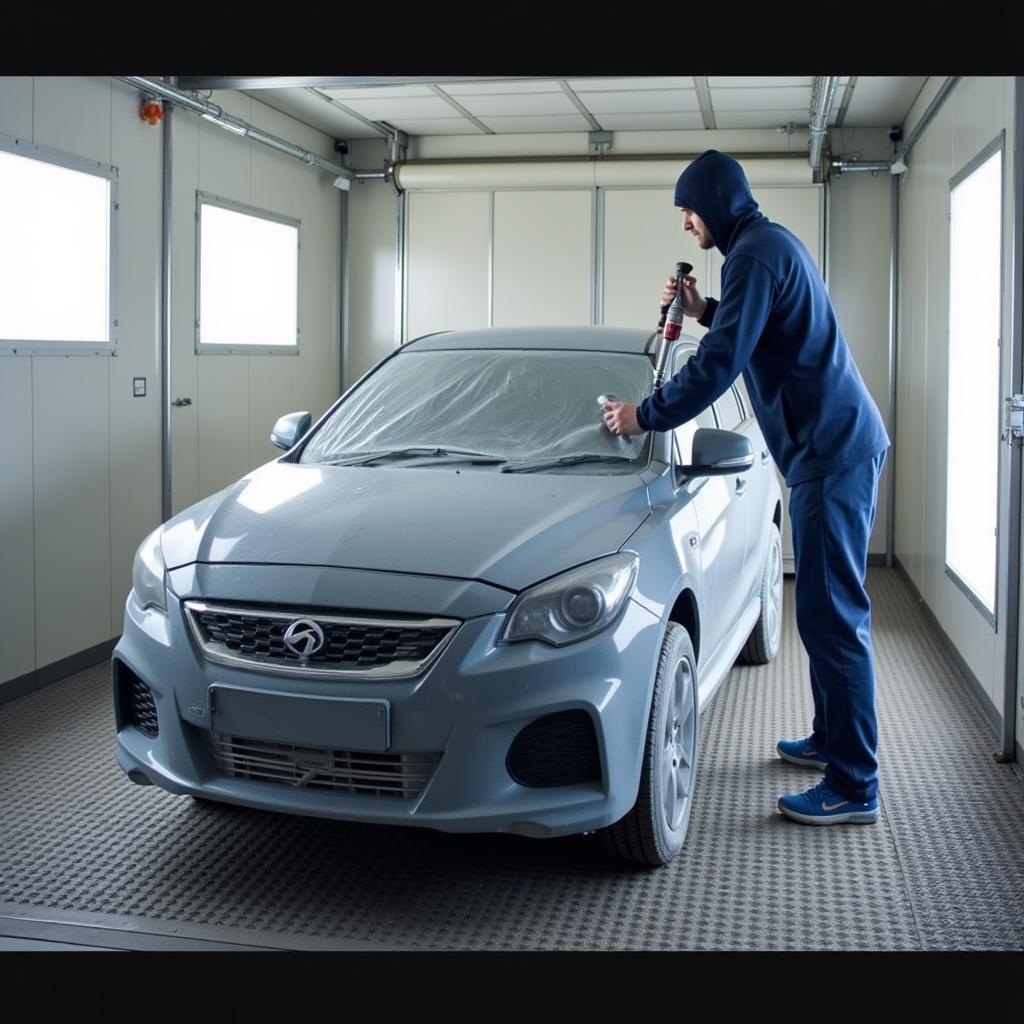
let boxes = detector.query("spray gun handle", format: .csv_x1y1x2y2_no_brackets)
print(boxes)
658,261,694,327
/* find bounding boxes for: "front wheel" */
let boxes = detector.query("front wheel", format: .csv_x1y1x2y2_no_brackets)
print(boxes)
600,623,699,868
738,521,782,665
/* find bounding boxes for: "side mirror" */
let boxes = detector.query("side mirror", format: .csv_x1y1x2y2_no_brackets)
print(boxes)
270,411,312,451
680,428,754,477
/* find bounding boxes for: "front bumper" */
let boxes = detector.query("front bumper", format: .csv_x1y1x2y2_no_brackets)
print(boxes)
113,566,664,839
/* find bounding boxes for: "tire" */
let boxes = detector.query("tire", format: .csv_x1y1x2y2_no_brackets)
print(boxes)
600,623,699,868
738,521,783,665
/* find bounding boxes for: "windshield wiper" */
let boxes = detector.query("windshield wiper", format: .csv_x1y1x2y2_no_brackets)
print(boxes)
324,447,507,467
500,453,636,474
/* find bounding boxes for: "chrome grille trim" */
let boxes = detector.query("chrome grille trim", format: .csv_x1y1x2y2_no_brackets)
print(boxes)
208,732,438,797
183,600,460,680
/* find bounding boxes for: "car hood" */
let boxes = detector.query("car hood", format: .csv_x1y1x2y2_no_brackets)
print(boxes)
160,461,651,592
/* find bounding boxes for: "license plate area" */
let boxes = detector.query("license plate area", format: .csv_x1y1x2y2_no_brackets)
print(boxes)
209,684,390,752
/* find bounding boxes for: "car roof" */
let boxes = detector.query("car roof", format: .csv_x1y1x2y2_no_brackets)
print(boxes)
405,325,660,354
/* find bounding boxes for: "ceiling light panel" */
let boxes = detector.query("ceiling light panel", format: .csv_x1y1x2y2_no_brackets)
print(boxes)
332,96,458,119
478,114,593,133
441,80,562,95
714,109,812,129
322,85,438,100
844,75,928,126
383,117,485,135
580,90,701,114
566,77,694,91
454,92,578,116
597,112,705,130
711,87,812,110
708,76,815,88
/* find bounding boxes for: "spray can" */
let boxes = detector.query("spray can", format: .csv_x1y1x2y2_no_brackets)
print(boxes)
653,261,691,387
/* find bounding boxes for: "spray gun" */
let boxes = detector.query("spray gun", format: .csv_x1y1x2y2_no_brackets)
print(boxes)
598,261,693,435
652,260,693,388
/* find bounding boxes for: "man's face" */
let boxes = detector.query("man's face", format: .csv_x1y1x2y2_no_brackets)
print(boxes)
680,207,713,250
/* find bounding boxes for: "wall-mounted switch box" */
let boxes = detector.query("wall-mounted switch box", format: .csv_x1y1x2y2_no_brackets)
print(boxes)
132,377,146,397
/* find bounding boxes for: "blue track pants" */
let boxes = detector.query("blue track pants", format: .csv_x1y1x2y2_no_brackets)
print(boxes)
788,449,887,803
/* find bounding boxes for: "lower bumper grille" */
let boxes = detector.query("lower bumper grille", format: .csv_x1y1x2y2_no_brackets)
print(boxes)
208,732,438,798
507,710,601,788
116,663,159,737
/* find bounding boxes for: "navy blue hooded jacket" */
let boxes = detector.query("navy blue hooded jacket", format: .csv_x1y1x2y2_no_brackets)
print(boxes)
636,150,889,487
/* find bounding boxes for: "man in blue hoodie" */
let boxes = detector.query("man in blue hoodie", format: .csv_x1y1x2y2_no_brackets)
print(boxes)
604,150,890,825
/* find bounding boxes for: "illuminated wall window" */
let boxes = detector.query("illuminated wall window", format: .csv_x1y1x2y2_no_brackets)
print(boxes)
0,137,116,354
196,193,299,354
945,138,1003,620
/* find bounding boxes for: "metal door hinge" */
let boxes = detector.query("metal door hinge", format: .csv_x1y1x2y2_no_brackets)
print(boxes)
1003,394,1024,446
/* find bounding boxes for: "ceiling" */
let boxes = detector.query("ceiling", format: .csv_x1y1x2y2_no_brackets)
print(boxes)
196,76,930,143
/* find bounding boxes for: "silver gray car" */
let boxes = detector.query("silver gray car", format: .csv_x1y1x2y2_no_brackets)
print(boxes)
114,326,782,867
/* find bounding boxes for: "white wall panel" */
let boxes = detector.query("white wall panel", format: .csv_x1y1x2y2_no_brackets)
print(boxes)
406,191,490,339
346,165,396,387
829,171,892,555
33,358,111,666
0,77,33,138
493,190,591,326
249,357,291,469
197,93,253,202
292,163,341,421
33,77,112,165
0,358,36,684
108,83,163,631
602,189,708,333
197,355,251,497
170,114,200,516
895,156,927,585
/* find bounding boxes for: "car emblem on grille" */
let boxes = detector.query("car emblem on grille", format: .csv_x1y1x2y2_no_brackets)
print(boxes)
283,618,326,658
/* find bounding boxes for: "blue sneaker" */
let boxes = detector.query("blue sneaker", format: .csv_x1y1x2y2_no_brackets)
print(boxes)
777,779,878,825
776,736,827,770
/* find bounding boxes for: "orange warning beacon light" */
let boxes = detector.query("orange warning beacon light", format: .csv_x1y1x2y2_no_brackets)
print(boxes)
140,97,164,126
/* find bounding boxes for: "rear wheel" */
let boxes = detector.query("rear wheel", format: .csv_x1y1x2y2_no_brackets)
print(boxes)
738,521,782,665
601,623,699,868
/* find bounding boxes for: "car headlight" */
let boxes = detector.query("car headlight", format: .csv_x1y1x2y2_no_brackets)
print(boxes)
131,527,167,613
501,552,639,646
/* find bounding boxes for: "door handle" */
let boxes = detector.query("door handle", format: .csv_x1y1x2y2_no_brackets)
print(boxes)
172,397,193,407
735,477,748,495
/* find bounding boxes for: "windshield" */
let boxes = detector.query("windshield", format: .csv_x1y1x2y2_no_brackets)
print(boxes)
300,348,654,471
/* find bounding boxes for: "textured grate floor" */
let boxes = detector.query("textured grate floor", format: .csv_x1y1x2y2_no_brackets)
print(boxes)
0,568,1022,950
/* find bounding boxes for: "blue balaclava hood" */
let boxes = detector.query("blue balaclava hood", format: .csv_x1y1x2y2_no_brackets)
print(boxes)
674,150,763,256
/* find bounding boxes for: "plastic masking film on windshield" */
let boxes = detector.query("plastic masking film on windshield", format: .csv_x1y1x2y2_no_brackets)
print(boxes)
301,348,654,466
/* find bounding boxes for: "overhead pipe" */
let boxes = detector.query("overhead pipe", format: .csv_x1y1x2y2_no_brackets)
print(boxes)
808,76,840,182
117,76,387,183
830,160,891,174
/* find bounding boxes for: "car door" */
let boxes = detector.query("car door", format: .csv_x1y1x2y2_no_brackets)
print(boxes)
711,383,758,621
727,382,775,603
668,345,736,663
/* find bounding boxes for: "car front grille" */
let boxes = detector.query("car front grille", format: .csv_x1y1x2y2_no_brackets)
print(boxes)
506,710,602,788
208,732,438,798
184,601,459,680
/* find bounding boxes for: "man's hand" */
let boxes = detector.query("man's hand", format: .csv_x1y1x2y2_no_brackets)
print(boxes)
603,401,645,437
661,274,707,320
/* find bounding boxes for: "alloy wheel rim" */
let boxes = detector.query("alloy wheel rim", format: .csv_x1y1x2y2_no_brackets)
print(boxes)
661,655,696,832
